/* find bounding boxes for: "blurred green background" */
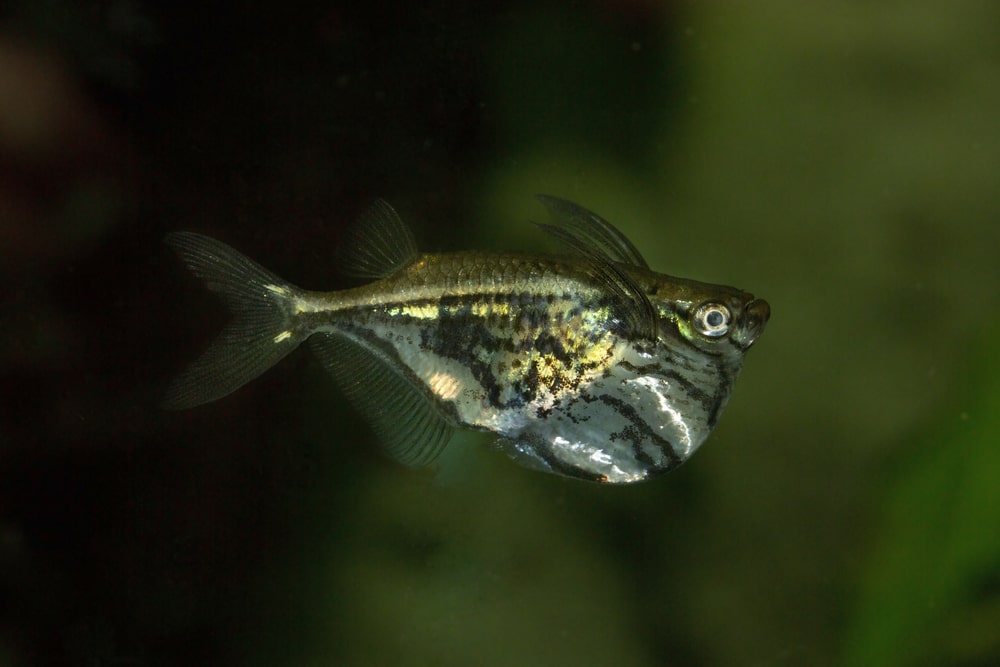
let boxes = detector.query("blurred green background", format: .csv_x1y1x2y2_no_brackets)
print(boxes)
2,1,999,665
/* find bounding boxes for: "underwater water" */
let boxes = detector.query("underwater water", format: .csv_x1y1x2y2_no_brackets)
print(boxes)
1,1,999,665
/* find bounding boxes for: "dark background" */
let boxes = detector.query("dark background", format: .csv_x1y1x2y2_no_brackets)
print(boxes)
2,1,999,665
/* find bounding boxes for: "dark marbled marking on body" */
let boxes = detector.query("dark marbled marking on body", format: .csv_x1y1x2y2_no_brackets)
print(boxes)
594,393,680,469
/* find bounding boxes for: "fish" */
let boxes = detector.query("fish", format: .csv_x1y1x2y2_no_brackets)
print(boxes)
163,196,769,484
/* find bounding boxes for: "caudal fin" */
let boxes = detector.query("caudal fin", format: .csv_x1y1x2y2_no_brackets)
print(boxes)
163,232,305,409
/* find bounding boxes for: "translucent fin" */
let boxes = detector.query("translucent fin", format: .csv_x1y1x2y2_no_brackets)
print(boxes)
337,199,420,279
534,222,658,342
163,232,305,409
309,333,453,467
535,195,649,268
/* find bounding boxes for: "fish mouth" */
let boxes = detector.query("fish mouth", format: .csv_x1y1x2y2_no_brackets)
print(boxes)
736,298,770,350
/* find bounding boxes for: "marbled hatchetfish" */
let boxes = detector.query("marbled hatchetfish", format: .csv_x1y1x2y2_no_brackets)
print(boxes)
164,196,769,483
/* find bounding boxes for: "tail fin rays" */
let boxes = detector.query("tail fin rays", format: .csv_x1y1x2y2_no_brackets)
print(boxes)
162,232,305,409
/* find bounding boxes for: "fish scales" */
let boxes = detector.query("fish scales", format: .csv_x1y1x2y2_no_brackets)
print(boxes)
163,197,769,484
301,252,623,430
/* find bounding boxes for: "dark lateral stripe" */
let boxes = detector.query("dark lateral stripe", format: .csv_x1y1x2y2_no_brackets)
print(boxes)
355,290,589,314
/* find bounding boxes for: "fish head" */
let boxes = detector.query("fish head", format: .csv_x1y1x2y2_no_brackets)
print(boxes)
646,275,770,359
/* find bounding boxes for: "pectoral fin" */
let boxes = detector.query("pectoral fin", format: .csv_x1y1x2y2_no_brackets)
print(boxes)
534,221,658,342
535,195,649,268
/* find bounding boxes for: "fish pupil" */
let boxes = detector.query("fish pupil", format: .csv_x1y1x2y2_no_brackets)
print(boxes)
706,310,724,327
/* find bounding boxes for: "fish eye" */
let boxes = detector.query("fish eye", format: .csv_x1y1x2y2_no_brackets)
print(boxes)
693,303,731,338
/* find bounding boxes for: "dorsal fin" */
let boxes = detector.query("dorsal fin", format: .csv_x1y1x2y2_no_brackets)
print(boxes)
534,221,658,342
337,199,420,280
309,333,453,468
535,195,650,269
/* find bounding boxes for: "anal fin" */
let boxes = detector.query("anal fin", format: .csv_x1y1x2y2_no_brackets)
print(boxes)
309,333,453,468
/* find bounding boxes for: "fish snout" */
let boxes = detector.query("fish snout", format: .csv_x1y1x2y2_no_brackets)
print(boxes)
737,298,770,350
